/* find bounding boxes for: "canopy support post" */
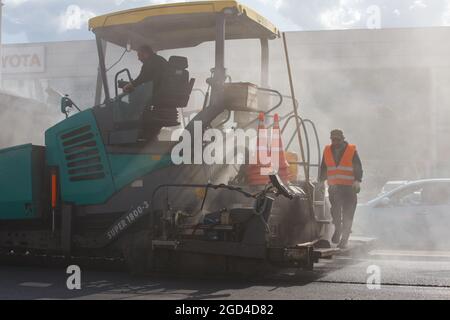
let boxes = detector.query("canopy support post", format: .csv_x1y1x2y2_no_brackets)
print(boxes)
260,38,269,88
260,38,270,109
209,12,227,110
96,35,111,104
95,39,108,105
282,32,309,184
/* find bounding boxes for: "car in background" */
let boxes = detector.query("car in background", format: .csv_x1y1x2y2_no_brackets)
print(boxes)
379,180,409,196
353,179,450,249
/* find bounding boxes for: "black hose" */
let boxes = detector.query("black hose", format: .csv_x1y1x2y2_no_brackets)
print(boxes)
150,184,258,213
106,48,128,72
200,184,211,211
149,183,257,232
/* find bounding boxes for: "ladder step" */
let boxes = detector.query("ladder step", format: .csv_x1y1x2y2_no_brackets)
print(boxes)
152,240,179,250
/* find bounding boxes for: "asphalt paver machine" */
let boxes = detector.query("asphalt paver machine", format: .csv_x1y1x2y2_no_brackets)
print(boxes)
0,1,343,275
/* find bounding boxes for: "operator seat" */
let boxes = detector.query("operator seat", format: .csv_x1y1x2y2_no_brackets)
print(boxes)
110,56,195,145
143,56,195,128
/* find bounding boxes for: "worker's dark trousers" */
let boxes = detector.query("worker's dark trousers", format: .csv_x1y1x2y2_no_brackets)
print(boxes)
329,185,358,237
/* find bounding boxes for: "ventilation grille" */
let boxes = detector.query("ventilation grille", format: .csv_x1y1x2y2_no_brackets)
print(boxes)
61,125,106,182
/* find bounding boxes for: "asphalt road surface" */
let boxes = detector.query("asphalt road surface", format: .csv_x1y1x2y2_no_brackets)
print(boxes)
2,249,450,300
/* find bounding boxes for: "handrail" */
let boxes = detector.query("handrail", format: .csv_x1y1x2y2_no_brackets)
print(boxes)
281,115,311,177
304,119,322,181
114,68,132,97
281,116,322,182
243,90,300,130
242,87,283,129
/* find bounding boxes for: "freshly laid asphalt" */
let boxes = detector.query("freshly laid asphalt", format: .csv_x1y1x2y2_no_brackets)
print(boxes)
1,249,450,300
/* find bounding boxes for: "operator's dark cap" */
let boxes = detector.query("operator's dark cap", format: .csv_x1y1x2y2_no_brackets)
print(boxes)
330,129,345,139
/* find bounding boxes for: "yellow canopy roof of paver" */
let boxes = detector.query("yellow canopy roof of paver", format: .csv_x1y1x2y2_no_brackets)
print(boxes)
88,1,280,51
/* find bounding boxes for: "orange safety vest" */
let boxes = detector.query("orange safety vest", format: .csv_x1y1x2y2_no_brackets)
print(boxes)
324,144,356,186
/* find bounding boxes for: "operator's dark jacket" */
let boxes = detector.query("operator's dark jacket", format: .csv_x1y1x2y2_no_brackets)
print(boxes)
131,53,168,89
319,142,364,183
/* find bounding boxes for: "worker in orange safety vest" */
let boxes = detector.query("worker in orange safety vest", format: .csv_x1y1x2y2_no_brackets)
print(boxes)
319,129,363,249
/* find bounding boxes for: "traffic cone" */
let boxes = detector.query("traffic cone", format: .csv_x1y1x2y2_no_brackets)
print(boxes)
271,114,292,183
246,113,271,186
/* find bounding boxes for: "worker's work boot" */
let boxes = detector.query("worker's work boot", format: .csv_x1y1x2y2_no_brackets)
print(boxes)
338,233,350,249
332,225,342,244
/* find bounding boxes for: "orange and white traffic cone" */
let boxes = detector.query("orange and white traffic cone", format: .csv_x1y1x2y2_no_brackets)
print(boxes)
247,113,271,186
271,113,292,183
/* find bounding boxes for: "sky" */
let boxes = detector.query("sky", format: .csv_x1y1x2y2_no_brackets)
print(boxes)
3,0,450,43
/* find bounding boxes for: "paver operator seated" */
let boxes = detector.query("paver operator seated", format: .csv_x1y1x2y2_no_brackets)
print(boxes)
123,45,168,94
